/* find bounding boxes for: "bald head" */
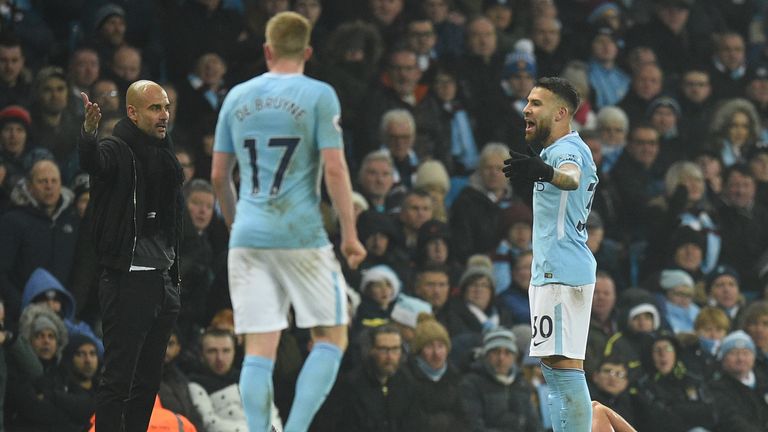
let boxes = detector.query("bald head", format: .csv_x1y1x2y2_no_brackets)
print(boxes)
126,80,170,139
28,159,61,213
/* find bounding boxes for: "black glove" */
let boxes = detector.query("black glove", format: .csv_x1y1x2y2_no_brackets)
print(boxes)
502,144,554,182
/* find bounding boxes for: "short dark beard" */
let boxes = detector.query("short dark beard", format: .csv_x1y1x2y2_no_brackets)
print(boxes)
525,123,551,148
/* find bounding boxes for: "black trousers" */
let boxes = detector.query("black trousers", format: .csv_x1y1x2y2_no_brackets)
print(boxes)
95,268,180,432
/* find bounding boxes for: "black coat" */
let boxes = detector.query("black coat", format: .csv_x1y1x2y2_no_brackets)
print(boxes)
449,185,507,263
406,358,469,432
709,369,768,432
334,360,425,432
634,370,717,431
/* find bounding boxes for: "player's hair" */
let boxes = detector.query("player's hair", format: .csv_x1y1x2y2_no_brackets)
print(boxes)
694,306,730,332
379,108,416,141
534,77,581,114
265,11,311,60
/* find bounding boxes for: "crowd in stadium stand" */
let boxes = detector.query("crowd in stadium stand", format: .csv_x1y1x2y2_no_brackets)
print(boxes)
1,0,768,431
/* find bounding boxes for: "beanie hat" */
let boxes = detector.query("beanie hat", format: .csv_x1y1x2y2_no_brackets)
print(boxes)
482,326,518,355
502,50,537,79
459,255,495,293
356,210,398,243
587,2,620,24
411,314,451,354
706,264,740,292
360,264,402,298
32,314,59,337
93,3,126,31
646,96,682,119
628,303,660,330
718,330,756,360
660,269,694,291
0,105,32,130
417,219,451,247
390,294,432,329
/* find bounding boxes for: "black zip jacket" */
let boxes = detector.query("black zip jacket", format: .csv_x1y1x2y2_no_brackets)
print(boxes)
77,125,181,284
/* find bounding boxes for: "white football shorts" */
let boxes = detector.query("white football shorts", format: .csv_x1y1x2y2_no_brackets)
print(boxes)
528,282,595,360
228,245,348,333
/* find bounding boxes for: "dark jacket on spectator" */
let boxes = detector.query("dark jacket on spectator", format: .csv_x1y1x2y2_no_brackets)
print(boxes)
709,369,768,432
406,358,468,432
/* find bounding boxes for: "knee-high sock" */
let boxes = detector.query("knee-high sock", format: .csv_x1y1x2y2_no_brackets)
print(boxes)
240,355,275,432
544,364,593,432
541,363,564,432
284,342,343,432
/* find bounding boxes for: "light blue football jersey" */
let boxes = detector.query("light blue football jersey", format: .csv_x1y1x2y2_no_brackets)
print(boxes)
531,131,598,286
214,72,343,249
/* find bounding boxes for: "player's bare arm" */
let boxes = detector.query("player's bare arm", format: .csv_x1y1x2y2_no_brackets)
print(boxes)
322,148,367,269
211,151,238,230
551,162,581,191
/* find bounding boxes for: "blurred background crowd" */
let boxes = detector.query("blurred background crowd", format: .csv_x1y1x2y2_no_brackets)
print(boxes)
1,0,768,431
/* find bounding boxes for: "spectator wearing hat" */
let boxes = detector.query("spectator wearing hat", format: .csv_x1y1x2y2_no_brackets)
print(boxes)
57,333,101,427
646,96,686,169
708,31,748,102
450,143,516,263
658,269,699,333
588,25,630,110
389,294,433,350
21,267,103,356
353,210,411,288
706,264,746,324
86,3,127,68
459,326,542,432
635,332,717,431
444,255,513,344
414,219,463,285
30,66,83,185
406,314,468,432
717,165,768,293
740,301,768,377
678,68,716,150
657,226,708,288
604,289,663,383
709,330,768,432
414,160,451,222
678,306,730,380
0,33,34,110
0,159,79,325
71,173,91,219
500,48,537,122
5,303,88,431
0,104,53,192
353,265,402,331
332,323,425,431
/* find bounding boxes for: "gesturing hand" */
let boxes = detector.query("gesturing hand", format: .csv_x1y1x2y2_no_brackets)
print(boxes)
502,144,554,183
81,92,102,134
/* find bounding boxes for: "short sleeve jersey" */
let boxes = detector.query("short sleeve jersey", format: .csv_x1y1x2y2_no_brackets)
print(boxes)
214,73,343,249
531,131,598,286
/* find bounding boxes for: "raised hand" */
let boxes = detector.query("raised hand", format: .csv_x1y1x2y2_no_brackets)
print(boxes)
502,144,554,183
81,92,102,134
